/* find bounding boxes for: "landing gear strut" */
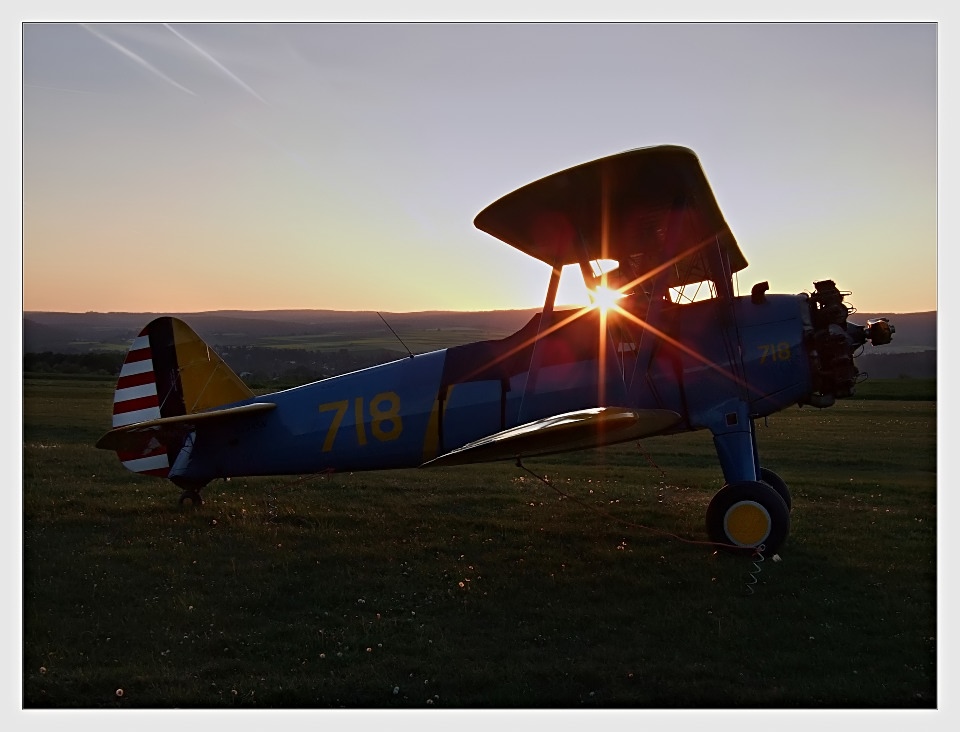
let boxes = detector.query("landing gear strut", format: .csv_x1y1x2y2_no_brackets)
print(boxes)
709,407,791,553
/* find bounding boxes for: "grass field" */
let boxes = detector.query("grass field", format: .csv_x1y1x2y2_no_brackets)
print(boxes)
22,376,937,708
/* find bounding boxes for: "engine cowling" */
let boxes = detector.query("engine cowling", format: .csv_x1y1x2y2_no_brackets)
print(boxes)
801,279,894,408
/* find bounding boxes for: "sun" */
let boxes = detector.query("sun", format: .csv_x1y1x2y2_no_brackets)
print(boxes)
589,285,624,313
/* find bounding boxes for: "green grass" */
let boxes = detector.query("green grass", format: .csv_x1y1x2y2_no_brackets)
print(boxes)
22,378,937,708
852,377,935,401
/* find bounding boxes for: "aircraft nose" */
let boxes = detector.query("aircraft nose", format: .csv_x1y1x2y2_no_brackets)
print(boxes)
801,280,895,407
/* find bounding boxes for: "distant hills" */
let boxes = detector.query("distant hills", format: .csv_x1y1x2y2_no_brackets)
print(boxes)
22,309,541,355
843,310,938,380
22,309,542,382
22,307,936,381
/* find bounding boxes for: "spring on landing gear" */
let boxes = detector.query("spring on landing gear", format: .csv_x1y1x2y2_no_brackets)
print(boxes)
801,279,894,408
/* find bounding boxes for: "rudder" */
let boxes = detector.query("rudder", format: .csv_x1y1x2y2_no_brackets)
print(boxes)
113,317,252,427
108,317,253,478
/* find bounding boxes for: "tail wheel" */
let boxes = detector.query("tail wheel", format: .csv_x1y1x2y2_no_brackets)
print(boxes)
706,481,790,554
178,489,204,509
759,467,792,512
173,477,207,509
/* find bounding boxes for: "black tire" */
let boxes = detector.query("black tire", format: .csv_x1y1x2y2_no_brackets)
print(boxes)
706,480,790,554
759,467,792,512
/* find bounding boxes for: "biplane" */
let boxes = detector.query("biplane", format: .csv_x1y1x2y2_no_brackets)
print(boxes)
96,145,894,553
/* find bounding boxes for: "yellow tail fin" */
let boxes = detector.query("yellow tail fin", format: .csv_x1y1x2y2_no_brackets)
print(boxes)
103,316,253,478
111,316,252,429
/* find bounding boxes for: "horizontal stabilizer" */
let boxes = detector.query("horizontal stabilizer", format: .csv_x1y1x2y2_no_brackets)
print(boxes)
96,401,275,451
421,407,681,468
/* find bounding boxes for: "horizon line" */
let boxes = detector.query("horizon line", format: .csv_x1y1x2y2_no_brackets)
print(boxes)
22,305,938,316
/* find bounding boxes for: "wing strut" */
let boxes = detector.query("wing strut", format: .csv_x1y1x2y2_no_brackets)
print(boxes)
575,229,630,405
516,260,562,424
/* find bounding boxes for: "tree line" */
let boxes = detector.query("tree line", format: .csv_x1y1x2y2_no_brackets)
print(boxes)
24,351,125,375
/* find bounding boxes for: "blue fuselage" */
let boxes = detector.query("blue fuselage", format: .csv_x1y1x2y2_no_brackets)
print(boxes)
180,294,813,482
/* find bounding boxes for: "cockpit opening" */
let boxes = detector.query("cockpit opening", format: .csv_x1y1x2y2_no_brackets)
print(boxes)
669,279,718,304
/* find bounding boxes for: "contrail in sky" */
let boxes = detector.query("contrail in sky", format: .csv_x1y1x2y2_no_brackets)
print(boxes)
80,24,197,96
164,23,268,104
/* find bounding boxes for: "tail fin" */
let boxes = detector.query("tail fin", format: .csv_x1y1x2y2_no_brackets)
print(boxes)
112,317,252,427
102,317,254,478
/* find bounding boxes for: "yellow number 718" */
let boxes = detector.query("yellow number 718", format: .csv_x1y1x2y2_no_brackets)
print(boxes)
318,391,403,452
758,342,791,364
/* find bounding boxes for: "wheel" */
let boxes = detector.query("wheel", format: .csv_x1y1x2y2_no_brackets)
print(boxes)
706,480,790,554
178,489,204,508
759,467,792,512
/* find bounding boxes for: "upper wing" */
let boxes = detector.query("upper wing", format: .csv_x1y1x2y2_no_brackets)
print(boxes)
421,406,682,468
474,145,746,288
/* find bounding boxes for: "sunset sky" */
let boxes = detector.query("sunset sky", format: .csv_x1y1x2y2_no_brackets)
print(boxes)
21,20,938,315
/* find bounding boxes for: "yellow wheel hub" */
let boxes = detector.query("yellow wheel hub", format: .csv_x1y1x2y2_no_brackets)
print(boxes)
724,501,771,547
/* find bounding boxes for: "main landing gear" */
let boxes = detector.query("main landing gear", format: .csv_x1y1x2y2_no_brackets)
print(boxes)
706,473,791,554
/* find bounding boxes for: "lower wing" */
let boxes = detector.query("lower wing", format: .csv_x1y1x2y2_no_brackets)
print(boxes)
421,407,682,467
